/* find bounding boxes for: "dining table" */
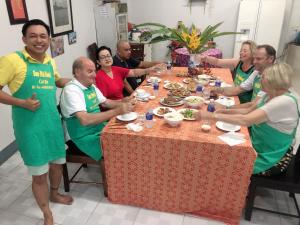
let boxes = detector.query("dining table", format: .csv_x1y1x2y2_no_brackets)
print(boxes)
101,67,257,225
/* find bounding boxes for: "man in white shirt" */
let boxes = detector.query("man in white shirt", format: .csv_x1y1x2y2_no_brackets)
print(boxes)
214,45,276,106
60,57,134,162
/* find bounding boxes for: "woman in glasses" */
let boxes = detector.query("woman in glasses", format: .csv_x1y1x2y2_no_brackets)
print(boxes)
95,46,150,100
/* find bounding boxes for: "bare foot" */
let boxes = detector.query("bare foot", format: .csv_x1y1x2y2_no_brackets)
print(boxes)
44,211,53,225
50,192,73,205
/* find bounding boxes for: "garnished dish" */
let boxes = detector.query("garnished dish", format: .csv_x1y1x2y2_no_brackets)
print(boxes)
177,108,198,120
160,96,184,107
169,87,191,98
163,82,183,90
176,72,189,77
153,107,176,117
184,96,205,108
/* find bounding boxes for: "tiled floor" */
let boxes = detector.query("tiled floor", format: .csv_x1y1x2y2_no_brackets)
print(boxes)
0,152,299,225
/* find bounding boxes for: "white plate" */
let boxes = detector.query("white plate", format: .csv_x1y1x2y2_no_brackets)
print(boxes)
215,97,235,107
216,121,241,132
198,74,212,80
147,77,161,83
183,78,194,84
116,112,138,122
163,82,183,90
177,108,198,120
136,92,151,99
159,98,184,107
153,107,176,117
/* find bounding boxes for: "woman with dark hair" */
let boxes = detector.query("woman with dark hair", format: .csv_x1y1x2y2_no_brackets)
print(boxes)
95,46,151,100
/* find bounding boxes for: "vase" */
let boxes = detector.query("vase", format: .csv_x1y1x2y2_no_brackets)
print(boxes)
189,53,200,66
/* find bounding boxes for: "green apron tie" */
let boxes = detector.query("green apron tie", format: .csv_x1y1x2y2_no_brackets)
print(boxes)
251,74,262,100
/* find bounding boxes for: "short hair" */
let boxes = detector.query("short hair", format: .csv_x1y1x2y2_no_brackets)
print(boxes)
242,40,257,56
263,63,293,90
96,46,112,60
257,44,276,63
72,57,84,75
117,40,129,50
22,19,50,36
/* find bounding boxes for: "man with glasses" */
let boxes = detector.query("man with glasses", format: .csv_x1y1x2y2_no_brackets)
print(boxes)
113,40,163,96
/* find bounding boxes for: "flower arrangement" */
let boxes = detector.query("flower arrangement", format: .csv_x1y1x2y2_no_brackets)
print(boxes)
136,22,237,54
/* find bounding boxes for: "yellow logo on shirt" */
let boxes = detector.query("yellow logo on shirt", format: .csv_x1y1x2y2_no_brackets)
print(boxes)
87,92,97,100
32,70,51,78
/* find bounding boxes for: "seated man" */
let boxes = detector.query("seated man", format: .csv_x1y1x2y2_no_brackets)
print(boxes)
60,57,135,161
113,40,163,96
212,44,276,109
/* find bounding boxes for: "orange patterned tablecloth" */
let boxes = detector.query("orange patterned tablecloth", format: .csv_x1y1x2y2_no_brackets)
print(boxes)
101,68,257,225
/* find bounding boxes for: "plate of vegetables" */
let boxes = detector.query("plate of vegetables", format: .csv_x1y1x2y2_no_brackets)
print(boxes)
177,108,199,121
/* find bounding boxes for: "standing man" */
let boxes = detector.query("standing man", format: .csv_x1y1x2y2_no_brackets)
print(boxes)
213,44,276,107
0,19,72,225
113,40,164,96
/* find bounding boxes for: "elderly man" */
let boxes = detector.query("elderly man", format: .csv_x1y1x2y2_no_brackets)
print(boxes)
113,40,163,95
60,57,134,162
0,19,72,225
214,44,276,108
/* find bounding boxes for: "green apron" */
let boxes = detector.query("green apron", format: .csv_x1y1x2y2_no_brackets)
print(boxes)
64,83,106,161
12,51,65,166
233,61,254,103
251,93,299,174
251,74,262,100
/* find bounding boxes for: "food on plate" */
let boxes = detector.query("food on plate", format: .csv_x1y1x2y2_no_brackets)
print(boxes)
176,72,189,77
184,96,205,108
179,109,196,119
157,107,172,115
169,87,191,97
162,96,182,104
187,82,197,92
165,82,183,90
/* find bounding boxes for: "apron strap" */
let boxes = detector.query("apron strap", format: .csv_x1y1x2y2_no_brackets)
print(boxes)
284,92,300,136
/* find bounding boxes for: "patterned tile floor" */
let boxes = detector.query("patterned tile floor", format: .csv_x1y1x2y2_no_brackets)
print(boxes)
0,152,299,225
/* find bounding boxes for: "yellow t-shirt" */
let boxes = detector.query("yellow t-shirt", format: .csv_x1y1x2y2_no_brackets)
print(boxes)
0,49,61,94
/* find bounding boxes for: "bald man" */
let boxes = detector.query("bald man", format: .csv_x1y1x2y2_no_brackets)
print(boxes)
60,57,135,162
113,40,163,96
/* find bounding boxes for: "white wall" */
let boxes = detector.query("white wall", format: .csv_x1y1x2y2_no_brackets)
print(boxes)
0,0,97,150
126,0,241,60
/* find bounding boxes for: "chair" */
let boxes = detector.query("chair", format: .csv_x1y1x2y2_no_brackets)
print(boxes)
87,43,98,66
244,145,300,222
57,106,108,197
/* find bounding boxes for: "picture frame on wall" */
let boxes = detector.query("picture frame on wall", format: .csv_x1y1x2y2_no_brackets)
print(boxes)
50,36,65,58
5,0,29,25
46,0,74,37
68,31,77,45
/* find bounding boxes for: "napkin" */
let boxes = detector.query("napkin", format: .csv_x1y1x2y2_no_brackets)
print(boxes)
218,131,246,146
126,123,143,132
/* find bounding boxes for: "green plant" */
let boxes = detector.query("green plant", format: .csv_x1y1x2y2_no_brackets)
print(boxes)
136,22,238,54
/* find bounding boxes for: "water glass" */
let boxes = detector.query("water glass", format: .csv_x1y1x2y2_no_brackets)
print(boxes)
203,88,210,100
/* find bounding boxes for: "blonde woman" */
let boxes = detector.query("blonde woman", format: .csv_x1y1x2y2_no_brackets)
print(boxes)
197,63,299,175
201,40,257,103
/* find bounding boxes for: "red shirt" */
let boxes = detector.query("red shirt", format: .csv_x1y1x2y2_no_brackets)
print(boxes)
95,66,130,100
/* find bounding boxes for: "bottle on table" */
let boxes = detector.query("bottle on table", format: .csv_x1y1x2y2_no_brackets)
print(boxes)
153,80,159,97
195,84,203,96
167,61,172,70
207,99,216,112
145,109,154,128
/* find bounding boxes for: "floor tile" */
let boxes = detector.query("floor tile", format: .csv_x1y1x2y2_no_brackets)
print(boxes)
0,210,40,225
85,199,139,225
0,176,31,210
280,216,299,225
183,215,225,225
253,188,278,211
8,188,100,225
275,190,298,215
0,152,23,176
134,208,184,225
250,210,282,225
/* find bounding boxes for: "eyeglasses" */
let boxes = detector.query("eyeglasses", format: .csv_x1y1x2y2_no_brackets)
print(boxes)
99,55,112,60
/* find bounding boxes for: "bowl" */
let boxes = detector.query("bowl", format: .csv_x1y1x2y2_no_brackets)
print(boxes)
197,79,209,86
164,112,184,127
136,89,146,97
184,96,205,108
